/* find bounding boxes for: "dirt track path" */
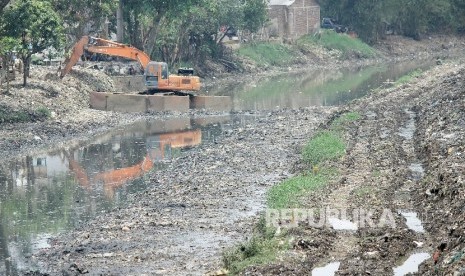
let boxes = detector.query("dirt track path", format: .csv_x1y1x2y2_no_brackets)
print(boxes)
331,77,435,274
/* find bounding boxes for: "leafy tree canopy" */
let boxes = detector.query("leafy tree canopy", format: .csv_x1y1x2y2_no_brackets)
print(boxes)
1,0,64,53
318,0,465,43
48,0,116,44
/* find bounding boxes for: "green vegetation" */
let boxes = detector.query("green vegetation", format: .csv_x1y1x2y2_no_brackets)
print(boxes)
0,109,29,123
302,131,345,165
266,112,360,209
319,0,465,44
237,42,299,66
0,0,269,73
0,106,51,123
223,217,289,274
0,0,64,86
267,170,331,209
237,31,376,67
36,107,51,118
395,69,423,86
226,111,361,273
223,235,287,274
299,30,377,58
1,0,465,74
331,111,362,131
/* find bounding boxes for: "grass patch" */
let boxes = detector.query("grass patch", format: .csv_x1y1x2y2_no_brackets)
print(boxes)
331,111,361,131
237,42,298,66
0,109,30,123
395,69,423,86
223,217,288,274
224,111,360,274
302,131,345,165
223,235,285,274
267,172,329,209
299,30,377,58
0,106,51,123
36,107,51,118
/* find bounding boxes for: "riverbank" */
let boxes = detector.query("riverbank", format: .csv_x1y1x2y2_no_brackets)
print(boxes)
225,60,465,275
1,35,464,275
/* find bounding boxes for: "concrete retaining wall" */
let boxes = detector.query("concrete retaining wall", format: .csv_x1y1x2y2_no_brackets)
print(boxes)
90,92,189,112
90,92,232,113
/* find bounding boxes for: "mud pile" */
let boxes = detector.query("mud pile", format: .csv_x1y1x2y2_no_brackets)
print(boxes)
331,62,464,275
0,67,115,116
231,61,464,275
0,67,145,158
413,67,465,275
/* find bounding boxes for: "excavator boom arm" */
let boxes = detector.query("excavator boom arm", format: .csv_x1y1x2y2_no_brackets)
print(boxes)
60,36,89,78
60,36,151,78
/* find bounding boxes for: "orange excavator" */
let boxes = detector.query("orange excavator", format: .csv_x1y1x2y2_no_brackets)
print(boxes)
60,36,201,92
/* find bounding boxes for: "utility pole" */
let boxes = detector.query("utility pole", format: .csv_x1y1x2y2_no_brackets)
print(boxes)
117,0,124,42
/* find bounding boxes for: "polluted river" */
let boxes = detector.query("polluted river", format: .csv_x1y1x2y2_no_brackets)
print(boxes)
0,60,437,275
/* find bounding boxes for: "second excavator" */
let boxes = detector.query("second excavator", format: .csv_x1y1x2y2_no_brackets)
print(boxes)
60,36,201,92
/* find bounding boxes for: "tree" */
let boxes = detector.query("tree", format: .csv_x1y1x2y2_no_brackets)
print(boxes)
48,0,116,48
242,0,268,33
0,37,20,93
318,0,465,43
0,0,10,13
0,0,64,86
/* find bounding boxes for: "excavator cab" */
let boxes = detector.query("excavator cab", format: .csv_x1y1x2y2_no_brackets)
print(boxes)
145,61,169,90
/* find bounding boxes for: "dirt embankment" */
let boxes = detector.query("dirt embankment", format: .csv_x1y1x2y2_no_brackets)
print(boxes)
413,67,465,275
335,61,464,275
239,62,465,275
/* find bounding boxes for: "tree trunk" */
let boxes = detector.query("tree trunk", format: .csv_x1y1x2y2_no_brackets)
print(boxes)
144,15,164,58
117,0,124,42
3,56,10,93
22,54,30,87
133,15,142,50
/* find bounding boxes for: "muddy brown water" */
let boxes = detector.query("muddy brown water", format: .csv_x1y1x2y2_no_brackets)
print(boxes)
211,60,435,110
0,60,435,274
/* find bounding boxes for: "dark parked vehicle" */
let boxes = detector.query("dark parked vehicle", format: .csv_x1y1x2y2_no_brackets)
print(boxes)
321,17,347,33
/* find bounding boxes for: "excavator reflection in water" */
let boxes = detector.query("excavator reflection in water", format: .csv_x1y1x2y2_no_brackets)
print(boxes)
67,129,201,198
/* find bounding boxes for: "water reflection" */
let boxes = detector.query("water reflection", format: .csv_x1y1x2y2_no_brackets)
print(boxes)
212,60,434,110
66,128,201,199
0,116,230,274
